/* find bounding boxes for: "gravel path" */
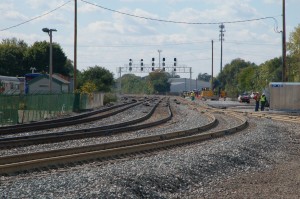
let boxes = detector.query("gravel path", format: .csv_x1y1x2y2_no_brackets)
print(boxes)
1,99,299,198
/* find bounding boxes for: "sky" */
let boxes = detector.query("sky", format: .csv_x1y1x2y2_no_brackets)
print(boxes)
0,0,299,79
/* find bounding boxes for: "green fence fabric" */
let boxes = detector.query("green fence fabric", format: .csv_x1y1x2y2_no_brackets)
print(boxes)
0,93,89,125
0,95,19,125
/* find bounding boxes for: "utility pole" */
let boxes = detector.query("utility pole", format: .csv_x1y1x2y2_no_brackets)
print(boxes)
282,0,287,82
219,23,225,73
158,50,162,69
74,0,77,92
211,40,214,91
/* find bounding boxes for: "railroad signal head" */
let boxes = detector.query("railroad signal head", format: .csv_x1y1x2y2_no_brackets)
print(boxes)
174,68,176,71
152,67,155,71
129,58,132,66
162,57,165,62
163,67,165,71
129,67,132,71
141,67,143,71
140,59,143,66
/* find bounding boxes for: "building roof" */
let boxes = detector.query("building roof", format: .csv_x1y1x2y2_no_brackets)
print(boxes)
28,74,70,85
0,75,21,83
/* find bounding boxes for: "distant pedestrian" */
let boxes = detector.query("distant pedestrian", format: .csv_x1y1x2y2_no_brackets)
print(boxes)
254,92,260,111
191,91,195,101
260,93,267,111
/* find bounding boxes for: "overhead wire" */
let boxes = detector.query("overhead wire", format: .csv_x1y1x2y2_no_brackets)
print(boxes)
0,0,72,31
81,0,281,26
0,0,281,35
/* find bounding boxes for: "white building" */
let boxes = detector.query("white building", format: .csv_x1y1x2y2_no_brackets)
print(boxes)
168,78,211,93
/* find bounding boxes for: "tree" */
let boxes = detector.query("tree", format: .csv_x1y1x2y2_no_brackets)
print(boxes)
120,74,151,94
287,24,300,82
0,38,28,76
237,66,257,92
257,57,282,90
26,41,71,76
148,71,170,93
216,58,257,97
80,66,114,92
197,73,211,82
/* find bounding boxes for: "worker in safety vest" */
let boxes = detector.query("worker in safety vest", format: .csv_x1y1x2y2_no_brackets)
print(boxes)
190,91,195,101
260,93,267,111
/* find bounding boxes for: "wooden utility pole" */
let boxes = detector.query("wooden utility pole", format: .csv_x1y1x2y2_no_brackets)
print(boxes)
74,0,77,91
282,0,287,82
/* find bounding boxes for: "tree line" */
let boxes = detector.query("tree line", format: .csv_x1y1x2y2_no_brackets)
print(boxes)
1,24,299,95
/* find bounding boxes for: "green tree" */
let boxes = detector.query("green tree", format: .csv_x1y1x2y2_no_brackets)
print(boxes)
80,66,114,92
258,57,282,90
237,66,256,92
217,58,257,97
197,73,211,82
120,74,150,94
287,24,300,82
26,41,71,76
148,71,170,93
0,38,28,76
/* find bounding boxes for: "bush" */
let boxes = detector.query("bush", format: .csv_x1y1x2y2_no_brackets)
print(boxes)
103,92,117,105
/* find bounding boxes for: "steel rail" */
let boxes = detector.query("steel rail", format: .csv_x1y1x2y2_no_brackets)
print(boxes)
0,110,248,176
0,100,145,135
0,99,138,131
0,98,166,148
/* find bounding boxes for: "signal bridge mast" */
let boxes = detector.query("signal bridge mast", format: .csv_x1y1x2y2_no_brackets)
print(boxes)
117,58,192,93
118,58,191,73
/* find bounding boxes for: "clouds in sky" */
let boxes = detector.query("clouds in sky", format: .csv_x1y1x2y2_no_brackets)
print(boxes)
0,0,298,78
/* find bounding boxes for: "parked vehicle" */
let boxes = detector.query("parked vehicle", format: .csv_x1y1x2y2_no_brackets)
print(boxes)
238,93,250,103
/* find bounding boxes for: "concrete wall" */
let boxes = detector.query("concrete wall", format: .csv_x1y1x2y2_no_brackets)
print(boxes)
84,92,104,109
269,82,300,111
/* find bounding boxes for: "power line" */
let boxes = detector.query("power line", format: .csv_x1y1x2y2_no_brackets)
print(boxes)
81,0,281,25
0,1,72,31
62,40,211,48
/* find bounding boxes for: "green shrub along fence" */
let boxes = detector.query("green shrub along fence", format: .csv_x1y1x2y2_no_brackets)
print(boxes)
0,93,91,125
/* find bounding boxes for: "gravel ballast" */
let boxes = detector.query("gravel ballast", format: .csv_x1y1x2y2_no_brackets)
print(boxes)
0,99,299,198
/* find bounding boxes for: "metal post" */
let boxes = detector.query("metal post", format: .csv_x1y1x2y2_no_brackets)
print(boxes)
219,23,225,73
158,50,162,69
74,0,77,91
190,67,192,91
49,31,53,92
211,40,214,91
119,67,122,94
282,0,287,82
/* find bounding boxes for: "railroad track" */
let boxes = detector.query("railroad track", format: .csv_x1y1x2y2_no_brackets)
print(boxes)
0,99,247,176
0,97,170,149
0,98,141,135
